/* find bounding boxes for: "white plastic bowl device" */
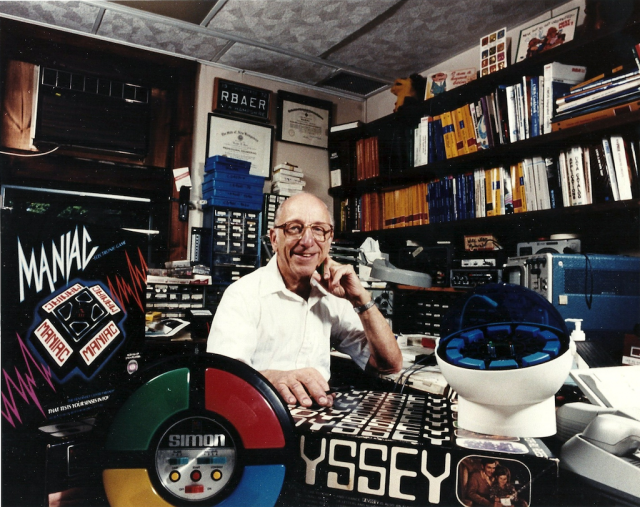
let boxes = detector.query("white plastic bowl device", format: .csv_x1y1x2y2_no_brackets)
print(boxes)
435,284,574,437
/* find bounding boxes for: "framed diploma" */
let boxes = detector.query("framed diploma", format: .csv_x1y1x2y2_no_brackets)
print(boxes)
276,91,333,149
205,114,273,178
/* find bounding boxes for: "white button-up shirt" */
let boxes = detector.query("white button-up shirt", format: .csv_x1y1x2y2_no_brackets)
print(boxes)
206,257,370,379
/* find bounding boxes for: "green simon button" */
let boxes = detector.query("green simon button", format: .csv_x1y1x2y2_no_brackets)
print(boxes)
105,368,190,451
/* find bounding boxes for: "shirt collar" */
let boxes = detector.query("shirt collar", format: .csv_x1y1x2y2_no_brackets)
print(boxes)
261,256,328,302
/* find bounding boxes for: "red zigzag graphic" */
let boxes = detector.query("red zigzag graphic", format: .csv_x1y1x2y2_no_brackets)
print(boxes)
106,247,148,313
1,333,56,427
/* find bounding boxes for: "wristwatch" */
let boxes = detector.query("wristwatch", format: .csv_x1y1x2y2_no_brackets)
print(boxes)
353,299,375,314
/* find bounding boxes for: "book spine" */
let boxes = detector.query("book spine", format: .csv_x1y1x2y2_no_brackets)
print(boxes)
556,78,640,113
530,76,540,137
569,67,640,94
432,116,445,161
538,75,545,135
414,126,420,167
452,107,467,155
420,116,432,166
591,143,615,203
543,64,553,134
558,72,640,105
485,168,496,217
546,156,564,209
506,85,518,143
440,111,458,159
356,139,364,181
583,146,593,204
510,163,522,213
522,158,538,211
479,96,494,148
610,135,633,200
567,147,586,206
503,166,513,214
556,151,570,207
602,138,621,201
496,86,510,144
551,98,640,131
462,104,478,153
469,102,481,149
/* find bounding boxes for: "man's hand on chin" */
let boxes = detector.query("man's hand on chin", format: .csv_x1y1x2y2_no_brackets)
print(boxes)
262,367,334,408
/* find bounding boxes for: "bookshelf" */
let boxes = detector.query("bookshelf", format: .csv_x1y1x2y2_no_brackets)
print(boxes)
328,19,640,258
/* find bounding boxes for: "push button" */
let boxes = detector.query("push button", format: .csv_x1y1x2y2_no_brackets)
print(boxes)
190,470,202,482
211,470,223,481
169,471,181,483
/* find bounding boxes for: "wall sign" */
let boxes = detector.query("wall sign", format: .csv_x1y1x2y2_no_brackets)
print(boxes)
212,78,271,122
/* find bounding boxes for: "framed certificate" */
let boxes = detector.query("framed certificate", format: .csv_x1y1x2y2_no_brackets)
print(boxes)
205,114,273,178
276,91,333,149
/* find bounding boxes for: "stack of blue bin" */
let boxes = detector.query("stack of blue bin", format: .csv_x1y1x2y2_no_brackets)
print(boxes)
203,156,265,210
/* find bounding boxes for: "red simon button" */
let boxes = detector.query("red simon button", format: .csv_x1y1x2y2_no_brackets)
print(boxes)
190,470,202,482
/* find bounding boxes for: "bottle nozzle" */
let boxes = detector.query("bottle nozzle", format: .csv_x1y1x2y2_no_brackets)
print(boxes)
565,318,585,341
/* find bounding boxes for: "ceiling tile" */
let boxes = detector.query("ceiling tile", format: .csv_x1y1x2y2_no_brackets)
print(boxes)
208,0,401,56
112,0,219,25
98,10,229,61
0,0,588,97
217,43,336,85
327,0,571,79
0,0,100,33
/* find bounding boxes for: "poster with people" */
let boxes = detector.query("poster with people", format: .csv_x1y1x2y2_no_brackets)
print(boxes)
457,456,531,507
515,8,579,62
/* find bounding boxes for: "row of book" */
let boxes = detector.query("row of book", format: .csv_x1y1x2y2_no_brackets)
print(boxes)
329,124,412,186
551,49,640,131
338,134,640,233
411,62,590,166
330,46,640,187
339,183,430,232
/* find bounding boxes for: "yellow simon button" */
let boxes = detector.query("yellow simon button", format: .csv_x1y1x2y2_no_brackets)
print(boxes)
169,471,181,482
211,470,223,481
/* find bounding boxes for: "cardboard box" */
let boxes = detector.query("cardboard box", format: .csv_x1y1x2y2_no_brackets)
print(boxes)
1,210,150,504
284,390,559,507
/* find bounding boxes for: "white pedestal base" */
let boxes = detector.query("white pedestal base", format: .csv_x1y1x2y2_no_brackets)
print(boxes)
457,395,557,437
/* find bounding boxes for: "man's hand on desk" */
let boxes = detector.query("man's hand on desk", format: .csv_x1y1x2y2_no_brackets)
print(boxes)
262,367,335,408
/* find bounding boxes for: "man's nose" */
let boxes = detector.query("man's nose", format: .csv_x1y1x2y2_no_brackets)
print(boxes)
299,226,316,245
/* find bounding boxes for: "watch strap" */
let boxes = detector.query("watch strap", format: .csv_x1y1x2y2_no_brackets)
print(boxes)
353,299,375,314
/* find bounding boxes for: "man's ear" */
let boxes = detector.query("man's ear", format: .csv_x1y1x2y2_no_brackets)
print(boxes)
269,228,278,251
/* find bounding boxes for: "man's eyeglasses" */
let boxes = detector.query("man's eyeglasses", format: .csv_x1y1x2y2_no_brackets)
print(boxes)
274,221,334,242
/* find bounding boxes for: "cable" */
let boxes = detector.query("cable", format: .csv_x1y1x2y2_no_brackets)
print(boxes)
400,364,430,394
401,353,438,394
0,146,60,157
393,353,436,393
583,253,593,309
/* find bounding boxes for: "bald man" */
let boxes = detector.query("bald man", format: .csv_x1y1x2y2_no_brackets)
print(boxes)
207,192,402,407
